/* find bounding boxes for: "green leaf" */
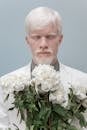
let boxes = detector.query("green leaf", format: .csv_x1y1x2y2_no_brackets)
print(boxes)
8,84,87,130
66,125,79,130
75,112,87,127
53,104,68,118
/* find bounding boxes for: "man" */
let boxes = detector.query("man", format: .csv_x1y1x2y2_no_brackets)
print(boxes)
0,7,87,130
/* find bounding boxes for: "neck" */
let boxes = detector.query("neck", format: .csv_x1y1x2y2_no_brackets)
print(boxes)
31,59,60,72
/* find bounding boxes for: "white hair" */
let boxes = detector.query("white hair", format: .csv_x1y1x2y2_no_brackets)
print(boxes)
25,7,62,34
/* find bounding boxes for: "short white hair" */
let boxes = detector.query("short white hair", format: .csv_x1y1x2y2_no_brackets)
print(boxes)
25,7,62,34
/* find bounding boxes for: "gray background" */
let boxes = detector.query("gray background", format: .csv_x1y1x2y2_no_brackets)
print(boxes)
0,0,87,76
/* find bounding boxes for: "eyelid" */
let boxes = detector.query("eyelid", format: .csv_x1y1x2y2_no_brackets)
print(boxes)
46,35,56,38
46,34,58,39
30,35,41,39
30,33,58,40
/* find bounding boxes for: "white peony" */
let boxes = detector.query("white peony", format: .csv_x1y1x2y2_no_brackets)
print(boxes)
31,64,69,107
71,83,87,108
49,83,69,107
0,73,30,95
31,64,60,93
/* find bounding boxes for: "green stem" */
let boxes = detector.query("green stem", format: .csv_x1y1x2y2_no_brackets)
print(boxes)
70,102,82,124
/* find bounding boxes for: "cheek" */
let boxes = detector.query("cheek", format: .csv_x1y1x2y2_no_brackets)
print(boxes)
29,41,37,52
50,43,59,53
31,46,37,55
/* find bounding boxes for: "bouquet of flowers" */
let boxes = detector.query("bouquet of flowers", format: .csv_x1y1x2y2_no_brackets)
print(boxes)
4,64,87,130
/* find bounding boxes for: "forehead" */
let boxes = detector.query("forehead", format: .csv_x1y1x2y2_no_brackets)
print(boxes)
30,23,58,35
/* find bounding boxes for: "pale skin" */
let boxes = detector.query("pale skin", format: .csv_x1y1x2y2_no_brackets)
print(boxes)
26,23,63,65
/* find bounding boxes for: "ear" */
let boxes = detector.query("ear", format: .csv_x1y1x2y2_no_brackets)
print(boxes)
59,34,63,45
25,35,30,45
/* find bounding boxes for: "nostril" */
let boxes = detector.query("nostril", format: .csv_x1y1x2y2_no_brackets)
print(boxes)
40,46,48,49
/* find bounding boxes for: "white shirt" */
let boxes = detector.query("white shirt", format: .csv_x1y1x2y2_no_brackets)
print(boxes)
0,62,87,130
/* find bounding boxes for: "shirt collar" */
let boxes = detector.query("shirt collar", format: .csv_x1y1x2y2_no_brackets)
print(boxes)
31,59,60,72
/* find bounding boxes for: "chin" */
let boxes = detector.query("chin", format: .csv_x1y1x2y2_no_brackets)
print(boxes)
33,57,54,65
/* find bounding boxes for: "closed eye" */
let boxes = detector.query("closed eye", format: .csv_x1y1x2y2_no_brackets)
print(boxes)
46,34,57,40
31,35,41,40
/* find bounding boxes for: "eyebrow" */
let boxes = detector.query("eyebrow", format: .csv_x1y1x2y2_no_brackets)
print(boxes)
30,32,57,36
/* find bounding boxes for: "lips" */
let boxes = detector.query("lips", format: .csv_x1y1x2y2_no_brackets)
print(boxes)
37,52,51,56
38,52,51,54
39,52,50,54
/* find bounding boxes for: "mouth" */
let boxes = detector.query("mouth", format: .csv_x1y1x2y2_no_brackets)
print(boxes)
37,52,51,56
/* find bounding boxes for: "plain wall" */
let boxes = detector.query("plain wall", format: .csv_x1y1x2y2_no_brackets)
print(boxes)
0,0,87,76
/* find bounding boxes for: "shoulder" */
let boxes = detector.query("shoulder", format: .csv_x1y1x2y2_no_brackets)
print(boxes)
60,62,87,77
0,63,31,79
60,63,87,86
0,63,31,94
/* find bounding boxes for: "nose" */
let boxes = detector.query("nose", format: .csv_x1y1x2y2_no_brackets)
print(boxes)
39,37,48,49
